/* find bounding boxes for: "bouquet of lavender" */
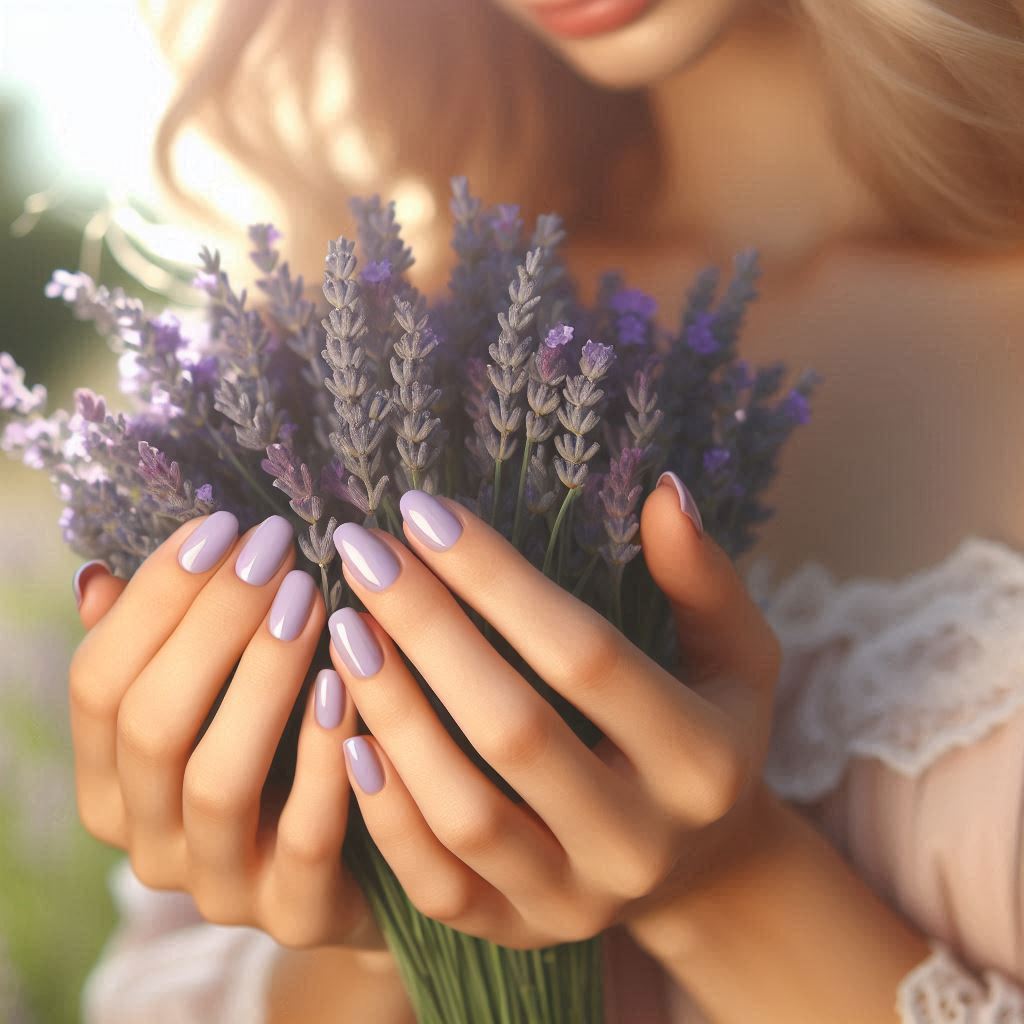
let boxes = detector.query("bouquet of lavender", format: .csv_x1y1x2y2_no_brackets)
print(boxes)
2,176,818,1023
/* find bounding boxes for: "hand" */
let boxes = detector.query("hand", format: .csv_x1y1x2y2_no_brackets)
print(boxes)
68,512,387,952
326,477,782,952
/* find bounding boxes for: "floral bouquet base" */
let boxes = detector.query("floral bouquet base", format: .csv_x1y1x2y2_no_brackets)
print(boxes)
1,176,817,1022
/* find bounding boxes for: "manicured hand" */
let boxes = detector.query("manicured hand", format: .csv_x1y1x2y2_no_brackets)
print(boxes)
68,513,386,951
327,475,782,951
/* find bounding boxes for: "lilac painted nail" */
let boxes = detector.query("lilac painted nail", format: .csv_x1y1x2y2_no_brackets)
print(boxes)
268,570,317,641
177,511,239,574
658,471,704,537
314,669,346,730
235,515,293,586
344,737,385,795
72,560,110,608
332,522,400,591
329,608,384,678
399,490,463,552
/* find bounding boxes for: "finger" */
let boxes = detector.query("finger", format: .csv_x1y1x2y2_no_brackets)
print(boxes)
339,727,549,949
183,569,323,888
641,473,781,703
262,667,375,949
69,513,241,849
328,608,603,936
331,529,678,888
72,560,125,630
116,515,296,888
385,492,735,812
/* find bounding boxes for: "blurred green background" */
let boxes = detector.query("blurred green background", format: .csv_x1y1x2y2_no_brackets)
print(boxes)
1,7,255,1020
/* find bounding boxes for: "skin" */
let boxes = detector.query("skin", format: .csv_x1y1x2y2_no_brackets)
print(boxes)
71,0,1024,1019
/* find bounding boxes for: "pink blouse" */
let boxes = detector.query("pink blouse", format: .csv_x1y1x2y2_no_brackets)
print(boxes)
83,536,1024,1022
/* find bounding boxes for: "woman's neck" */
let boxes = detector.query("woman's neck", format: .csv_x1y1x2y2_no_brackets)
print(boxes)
642,7,893,275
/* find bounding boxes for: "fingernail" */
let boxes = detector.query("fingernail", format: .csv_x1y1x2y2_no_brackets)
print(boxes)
177,511,239,574
332,523,400,591
658,471,704,536
314,669,346,730
329,608,384,678
399,490,463,551
72,560,110,608
235,515,293,586
344,737,385,795
268,570,317,641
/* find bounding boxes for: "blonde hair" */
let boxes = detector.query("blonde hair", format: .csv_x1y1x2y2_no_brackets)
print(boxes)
147,0,1024,285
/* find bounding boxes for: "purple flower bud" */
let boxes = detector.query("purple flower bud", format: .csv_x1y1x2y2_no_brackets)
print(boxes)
703,447,731,474
544,324,574,349
580,339,615,379
190,271,220,293
610,288,656,319
780,389,811,425
536,344,566,383
686,311,719,355
195,483,213,503
151,311,185,355
361,259,392,285
73,388,106,423
616,313,647,347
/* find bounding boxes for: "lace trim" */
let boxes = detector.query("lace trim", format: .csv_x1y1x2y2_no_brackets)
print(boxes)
745,537,1024,803
896,940,1024,1023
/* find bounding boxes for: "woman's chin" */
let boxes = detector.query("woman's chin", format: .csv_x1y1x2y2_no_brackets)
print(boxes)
492,0,749,90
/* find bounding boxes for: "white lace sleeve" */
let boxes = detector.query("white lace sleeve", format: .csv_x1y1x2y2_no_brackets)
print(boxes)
747,536,1024,804
744,536,1024,1024
896,940,1024,1023
82,857,285,1024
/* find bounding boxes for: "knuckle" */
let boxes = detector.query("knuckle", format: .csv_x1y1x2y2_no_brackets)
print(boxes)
436,801,506,859
192,882,249,927
117,695,187,765
410,875,475,924
479,706,553,773
608,838,677,900
183,761,248,823
68,649,116,721
128,848,180,890
565,629,624,696
275,825,340,869
264,911,328,950
692,732,749,824
77,796,122,847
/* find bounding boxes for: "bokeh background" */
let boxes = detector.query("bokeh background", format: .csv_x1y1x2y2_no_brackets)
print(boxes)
1,5,290,1020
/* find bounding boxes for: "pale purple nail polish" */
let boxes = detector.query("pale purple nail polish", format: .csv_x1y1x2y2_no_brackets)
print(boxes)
72,560,110,608
329,608,383,678
332,523,399,591
235,515,293,586
658,471,704,536
268,570,317,641
177,511,239,574
314,669,346,730
344,737,384,795
399,490,463,551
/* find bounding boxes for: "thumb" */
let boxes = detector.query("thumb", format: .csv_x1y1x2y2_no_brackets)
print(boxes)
72,560,127,630
640,472,779,695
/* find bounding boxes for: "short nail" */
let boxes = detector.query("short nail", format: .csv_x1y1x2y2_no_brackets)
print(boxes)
314,669,346,730
235,515,293,586
399,490,463,551
344,737,385,795
268,570,317,641
177,511,239,574
329,608,384,678
72,560,110,608
332,523,400,591
658,471,704,536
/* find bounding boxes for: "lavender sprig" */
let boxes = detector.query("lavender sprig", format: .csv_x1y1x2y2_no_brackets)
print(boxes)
474,247,545,525
321,237,393,528
389,300,444,493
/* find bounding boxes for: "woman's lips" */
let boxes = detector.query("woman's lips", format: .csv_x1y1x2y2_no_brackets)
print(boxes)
524,0,654,39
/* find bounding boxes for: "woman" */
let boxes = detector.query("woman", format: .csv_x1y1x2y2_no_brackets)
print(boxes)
78,0,1024,1020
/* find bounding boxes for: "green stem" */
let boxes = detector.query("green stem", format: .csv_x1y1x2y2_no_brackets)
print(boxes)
571,552,600,598
319,562,332,614
510,439,533,548
542,488,577,577
491,458,504,527
205,424,283,511
379,493,402,536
